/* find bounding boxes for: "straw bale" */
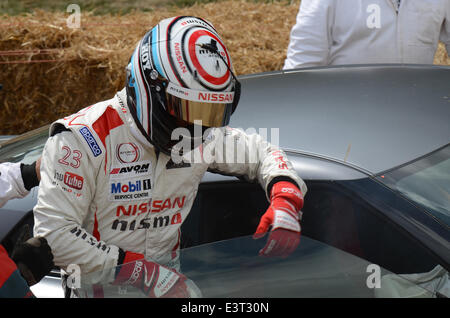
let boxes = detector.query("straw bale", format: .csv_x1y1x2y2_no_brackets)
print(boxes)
0,0,448,135
435,42,450,66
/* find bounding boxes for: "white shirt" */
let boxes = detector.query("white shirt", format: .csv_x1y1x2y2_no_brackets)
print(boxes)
0,162,28,208
283,0,450,69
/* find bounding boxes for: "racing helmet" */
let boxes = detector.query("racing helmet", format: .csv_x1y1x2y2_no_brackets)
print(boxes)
126,16,241,155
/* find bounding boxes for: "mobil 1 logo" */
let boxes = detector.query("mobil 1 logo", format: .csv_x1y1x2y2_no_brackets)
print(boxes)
109,178,152,202
109,161,153,201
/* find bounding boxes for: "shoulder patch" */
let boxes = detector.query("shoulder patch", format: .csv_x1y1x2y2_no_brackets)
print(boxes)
79,127,102,157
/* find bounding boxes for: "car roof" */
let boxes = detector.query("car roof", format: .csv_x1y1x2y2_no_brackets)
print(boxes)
230,64,450,175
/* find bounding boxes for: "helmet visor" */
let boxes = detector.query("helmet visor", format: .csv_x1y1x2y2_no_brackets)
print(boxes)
165,82,235,128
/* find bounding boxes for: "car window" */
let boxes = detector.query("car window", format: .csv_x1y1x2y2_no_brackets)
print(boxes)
0,125,48,164
302,180,443,275
0,212,34,255
75,235,441,298
183,180,442,276
377,144,450,227
181,181,269,249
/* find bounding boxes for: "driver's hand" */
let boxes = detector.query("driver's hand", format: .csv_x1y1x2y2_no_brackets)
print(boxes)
11,229,54,286
115,251,201,298
253,181,304,258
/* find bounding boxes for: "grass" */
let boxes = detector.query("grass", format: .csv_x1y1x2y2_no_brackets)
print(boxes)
0,0,160,15
0,0,294,15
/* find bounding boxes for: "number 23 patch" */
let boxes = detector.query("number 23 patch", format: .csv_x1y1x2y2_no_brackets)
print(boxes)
58,145,82,168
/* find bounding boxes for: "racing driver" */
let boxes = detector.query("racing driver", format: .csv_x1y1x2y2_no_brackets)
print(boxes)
33,16,307,298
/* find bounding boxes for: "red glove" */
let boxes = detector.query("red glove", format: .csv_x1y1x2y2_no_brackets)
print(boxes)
115,251,197,298
253,181,304,258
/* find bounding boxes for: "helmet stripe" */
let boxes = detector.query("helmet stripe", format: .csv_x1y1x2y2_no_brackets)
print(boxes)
129,51,141,122
136,61,149,134
151,26,164,77
135,41,150,133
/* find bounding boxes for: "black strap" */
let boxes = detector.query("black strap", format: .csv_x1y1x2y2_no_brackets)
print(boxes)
20,162,39,191
50,123,71,137
267,176,301,198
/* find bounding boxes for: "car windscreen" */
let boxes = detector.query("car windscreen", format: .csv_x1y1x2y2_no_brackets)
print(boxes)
73,235,443,298
0,125,49,164
377,144,450,227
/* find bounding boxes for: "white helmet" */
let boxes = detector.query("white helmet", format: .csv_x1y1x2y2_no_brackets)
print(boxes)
126,16,241,155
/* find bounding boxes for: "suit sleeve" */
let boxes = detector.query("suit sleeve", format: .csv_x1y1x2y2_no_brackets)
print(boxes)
33,130,119,282
205,127,307,201
283,0,334,69
0,162,29,208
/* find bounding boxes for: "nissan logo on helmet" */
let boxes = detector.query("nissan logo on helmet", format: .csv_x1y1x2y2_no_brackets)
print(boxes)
198,92,234,103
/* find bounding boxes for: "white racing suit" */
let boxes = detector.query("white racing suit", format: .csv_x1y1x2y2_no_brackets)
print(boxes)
33,88,307,286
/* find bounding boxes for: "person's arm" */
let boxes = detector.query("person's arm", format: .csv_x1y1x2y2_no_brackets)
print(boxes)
283,0,334,69
206,127,307,198
33,130,119,282
205,127,307,257
0,162,28,208
0,158,41,208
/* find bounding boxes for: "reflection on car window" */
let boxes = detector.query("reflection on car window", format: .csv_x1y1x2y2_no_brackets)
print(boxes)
74,235,439,298
60,178,447,298
378,144,450,226
181,181,268,249
301,180,440,275
183,179,442,276
0,125,48,164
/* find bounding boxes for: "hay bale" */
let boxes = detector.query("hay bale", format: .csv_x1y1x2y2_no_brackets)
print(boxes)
0,1,301,134
0,0,448,134
434,42,450,66
0,10,158,134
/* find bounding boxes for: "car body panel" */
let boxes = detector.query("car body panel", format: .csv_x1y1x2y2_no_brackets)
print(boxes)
0,208,30,243
286,150,368,180
30,270,65,298
0,136,16,144
232,64,450,175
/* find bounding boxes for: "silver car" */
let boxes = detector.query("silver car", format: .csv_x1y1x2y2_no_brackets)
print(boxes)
0,64,448,298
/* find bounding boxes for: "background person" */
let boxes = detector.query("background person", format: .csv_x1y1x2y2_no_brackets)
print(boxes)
283,0,450,69
33,16,307,298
